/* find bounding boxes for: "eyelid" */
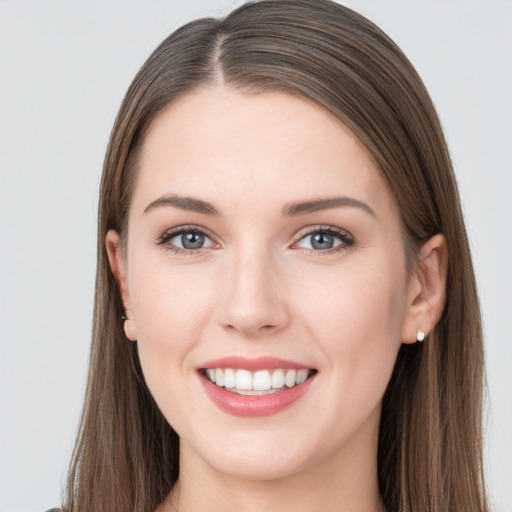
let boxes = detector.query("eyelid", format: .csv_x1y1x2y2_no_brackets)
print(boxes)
291,225,355,253
158,224,219,253
294,224,352,240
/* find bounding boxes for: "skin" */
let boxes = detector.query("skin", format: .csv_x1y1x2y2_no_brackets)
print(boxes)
106,87,447,512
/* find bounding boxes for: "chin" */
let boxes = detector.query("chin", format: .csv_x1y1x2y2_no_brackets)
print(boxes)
181,426,321,482
208,450,311,482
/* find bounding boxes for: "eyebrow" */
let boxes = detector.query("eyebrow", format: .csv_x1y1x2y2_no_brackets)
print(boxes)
143,194,375,218
281,196,376,217
144,195,220,216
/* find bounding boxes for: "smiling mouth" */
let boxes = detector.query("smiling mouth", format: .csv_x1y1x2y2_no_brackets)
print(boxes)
201,368,317,396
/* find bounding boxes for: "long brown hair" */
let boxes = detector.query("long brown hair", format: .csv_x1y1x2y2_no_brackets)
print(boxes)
63,1,488,511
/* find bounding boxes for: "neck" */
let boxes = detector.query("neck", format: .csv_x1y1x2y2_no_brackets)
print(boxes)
160,413,385,512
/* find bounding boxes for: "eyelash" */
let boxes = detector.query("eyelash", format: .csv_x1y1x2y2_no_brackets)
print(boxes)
293,225,355,256
158,225,214,255
157,225,355,256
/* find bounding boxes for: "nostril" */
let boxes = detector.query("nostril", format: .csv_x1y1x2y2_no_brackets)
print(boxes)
223,323,277,335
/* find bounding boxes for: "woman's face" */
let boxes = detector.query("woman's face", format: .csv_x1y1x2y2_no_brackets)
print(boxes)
111,88,417,481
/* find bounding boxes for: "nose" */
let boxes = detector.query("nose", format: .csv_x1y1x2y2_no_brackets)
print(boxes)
219,248,290,338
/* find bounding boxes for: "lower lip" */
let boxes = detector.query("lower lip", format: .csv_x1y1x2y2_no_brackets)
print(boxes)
198,372,316,417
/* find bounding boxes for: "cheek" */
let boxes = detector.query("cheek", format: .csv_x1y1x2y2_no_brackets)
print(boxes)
127,262,219,429
298,257,406,334
127,260,218,391
295,259,406,400
131,257,216,338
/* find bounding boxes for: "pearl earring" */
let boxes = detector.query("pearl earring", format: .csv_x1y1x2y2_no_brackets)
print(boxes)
416,330,425,342
121,314,136,341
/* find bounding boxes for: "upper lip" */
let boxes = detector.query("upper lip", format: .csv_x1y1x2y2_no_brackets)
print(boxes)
199,356,314,371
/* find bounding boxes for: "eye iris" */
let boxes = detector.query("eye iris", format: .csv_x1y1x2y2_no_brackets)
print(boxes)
311,232,334,250
181,232,204,249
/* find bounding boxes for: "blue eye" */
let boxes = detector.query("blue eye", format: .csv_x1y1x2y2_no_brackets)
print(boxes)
178,231,205,249
310,232,336,250
159,227,216,253
295,227,353,253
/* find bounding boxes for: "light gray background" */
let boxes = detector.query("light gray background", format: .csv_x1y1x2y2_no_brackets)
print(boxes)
0,1,510,511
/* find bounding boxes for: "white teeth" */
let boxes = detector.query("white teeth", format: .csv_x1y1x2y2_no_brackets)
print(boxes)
224,368,236,388
205,367,312,392
215,368,224,387
285,369,296,387
296,369,308,385
271,369,285,388
235,369,252,390
253,370,271,391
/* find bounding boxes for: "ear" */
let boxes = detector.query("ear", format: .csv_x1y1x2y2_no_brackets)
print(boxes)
401,234,448,344
105,230,137,341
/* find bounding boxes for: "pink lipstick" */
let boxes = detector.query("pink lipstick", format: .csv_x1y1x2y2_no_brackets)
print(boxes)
197,357,317,417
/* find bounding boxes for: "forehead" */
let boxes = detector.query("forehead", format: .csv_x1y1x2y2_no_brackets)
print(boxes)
132,87,396,219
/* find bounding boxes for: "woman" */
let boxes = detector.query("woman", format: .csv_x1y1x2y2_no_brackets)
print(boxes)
61,1,488,511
